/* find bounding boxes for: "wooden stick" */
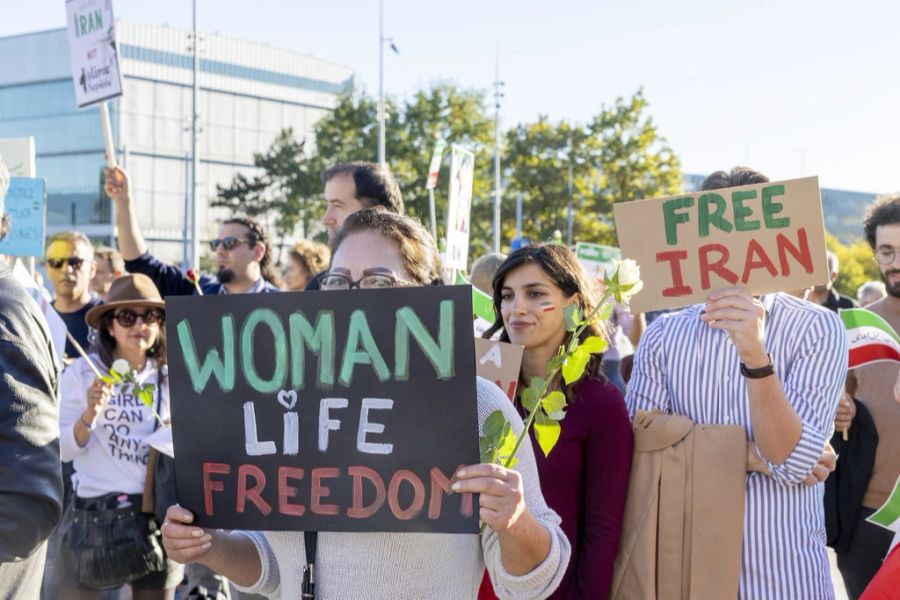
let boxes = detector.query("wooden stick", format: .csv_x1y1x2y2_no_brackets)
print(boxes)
99,101,117,169
842,428,848,442
64,330,103,379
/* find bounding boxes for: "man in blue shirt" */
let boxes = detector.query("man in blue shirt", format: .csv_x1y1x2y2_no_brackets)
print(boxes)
105,166,280,297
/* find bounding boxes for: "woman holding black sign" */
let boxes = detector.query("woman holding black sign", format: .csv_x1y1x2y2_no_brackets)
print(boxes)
161,209,570,599
57,274,182,599
480,244,633,599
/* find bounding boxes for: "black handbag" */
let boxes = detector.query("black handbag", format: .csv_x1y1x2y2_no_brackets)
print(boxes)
67,373,167,589
68,496,166,589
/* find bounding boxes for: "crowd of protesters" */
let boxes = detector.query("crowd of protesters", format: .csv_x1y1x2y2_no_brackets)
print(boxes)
0,152,898,600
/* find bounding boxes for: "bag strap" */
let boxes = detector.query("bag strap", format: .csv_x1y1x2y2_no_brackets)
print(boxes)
302,531,317,598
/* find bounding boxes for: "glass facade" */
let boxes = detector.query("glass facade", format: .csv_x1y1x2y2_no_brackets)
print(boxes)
0,23,352,264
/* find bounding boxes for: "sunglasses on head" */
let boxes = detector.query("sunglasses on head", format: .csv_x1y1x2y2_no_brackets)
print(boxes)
209,236,254,251
112,308,165,328
46,257,86,270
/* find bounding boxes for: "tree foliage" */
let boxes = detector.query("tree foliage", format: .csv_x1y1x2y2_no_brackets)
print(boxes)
826,232,881,299
215,85,682,264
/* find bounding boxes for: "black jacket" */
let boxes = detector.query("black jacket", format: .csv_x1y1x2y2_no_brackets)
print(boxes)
0,262,63,596
824,397,878,554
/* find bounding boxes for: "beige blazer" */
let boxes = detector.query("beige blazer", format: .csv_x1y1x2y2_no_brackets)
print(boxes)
610,411,746,600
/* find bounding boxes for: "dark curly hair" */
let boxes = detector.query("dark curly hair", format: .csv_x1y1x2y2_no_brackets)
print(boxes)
223,217,282,288
863,194,900,250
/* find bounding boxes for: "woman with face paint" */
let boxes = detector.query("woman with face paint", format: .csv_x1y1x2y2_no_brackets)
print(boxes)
480,244,634,600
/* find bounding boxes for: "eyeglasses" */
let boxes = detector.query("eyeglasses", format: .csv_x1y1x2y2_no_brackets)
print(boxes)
209,237,253,251
113,308,165,328
46,257,86,270
319,271,413,291
875,246,900,266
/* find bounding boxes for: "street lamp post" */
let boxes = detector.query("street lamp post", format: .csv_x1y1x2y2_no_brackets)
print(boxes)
190,0,200,269
492,53,504,254
378,0,385,164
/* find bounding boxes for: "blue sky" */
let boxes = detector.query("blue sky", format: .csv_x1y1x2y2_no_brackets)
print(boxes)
5,0,899,192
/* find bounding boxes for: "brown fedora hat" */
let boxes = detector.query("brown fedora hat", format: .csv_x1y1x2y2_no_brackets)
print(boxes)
85,273,165,329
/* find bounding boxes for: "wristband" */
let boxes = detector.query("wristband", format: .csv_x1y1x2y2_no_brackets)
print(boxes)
740,354,775,379
80,415,95,431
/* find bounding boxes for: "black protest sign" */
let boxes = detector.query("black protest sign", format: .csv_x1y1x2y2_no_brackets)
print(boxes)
166,285,479,533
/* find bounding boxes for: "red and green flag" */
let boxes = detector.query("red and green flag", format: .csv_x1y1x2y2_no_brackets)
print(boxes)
840,308,900,369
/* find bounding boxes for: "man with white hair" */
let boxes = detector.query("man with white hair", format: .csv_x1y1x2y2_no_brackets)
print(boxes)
0,156,63,598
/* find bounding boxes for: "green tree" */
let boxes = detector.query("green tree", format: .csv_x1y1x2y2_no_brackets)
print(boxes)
504,90,682,247
826,232,881,299
213,128,321,253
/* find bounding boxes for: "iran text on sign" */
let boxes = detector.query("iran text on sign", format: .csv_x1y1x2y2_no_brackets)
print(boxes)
613,176,828,313
166,286,479,533
65,0,124,108
0,178,46,257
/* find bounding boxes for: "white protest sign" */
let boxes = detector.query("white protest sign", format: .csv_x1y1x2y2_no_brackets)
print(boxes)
65,0,124,109
0,137,36,177
575,242,621,283
444,145,475,270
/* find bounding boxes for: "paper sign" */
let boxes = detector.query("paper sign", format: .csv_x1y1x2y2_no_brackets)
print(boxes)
576,242,621,283
474,338,524,402
425,140,446,190
166,286,479,533
867,475,900,533
613,176,828,313
65,0,124,108
0,178,46,257
0,137,36,177
444,146,475,270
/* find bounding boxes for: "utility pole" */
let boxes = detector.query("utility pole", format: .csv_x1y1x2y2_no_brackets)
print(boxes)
492,51,504,254
190,0,200,268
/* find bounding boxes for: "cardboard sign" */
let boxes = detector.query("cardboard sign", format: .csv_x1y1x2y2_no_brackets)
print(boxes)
575,242,621,283
166,286,480,533
444,146,475,270
613,176,828,313
0,178,46,257
474,338,524,401
0,137,36,177
65,0,124,108
425,139,446,190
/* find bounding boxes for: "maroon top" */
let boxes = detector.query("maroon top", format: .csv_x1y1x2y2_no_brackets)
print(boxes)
480,376,634,599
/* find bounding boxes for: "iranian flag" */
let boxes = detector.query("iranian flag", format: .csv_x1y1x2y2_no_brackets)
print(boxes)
840,308,900,369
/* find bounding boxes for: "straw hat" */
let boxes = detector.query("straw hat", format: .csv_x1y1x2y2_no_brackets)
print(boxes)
85,273,165,329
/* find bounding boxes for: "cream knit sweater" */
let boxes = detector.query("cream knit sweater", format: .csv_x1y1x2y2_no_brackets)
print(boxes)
234,377,570,599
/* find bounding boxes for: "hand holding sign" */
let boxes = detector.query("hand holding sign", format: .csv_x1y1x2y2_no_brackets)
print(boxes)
161,505,213,565
452,463,527,535
700,287,768,366
104,166,129,204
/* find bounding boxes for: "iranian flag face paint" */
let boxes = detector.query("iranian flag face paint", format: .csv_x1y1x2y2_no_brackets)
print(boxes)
541,302,556,313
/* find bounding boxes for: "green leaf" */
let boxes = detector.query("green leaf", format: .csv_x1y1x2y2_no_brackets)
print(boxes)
534,420,562,457
531,376,547,394
138,389,154,409
483,410,507,439
479,436,498,464
497,425,519,469
580,336,607,354
541,391,567,415
547,355,563,373
547,410,567,421
562,348,591,385
520,386,540,412
99,375,115,385
564,304,582,332
109,371,123,384
596,302,615,321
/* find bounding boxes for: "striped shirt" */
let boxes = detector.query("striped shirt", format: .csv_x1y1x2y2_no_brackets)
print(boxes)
625,293,847,600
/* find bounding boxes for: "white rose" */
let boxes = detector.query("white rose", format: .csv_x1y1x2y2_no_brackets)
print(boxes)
111,358,131,376
611,259,643,303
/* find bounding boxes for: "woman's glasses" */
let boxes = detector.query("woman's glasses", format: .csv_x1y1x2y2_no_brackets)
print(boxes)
319,271,412,290
46,257,86,270
113,308,165,328
209,237,252,251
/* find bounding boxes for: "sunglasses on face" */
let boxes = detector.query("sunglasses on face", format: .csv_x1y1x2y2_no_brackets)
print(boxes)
113,308,165,328
209,236,253,251
46,257,86,270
